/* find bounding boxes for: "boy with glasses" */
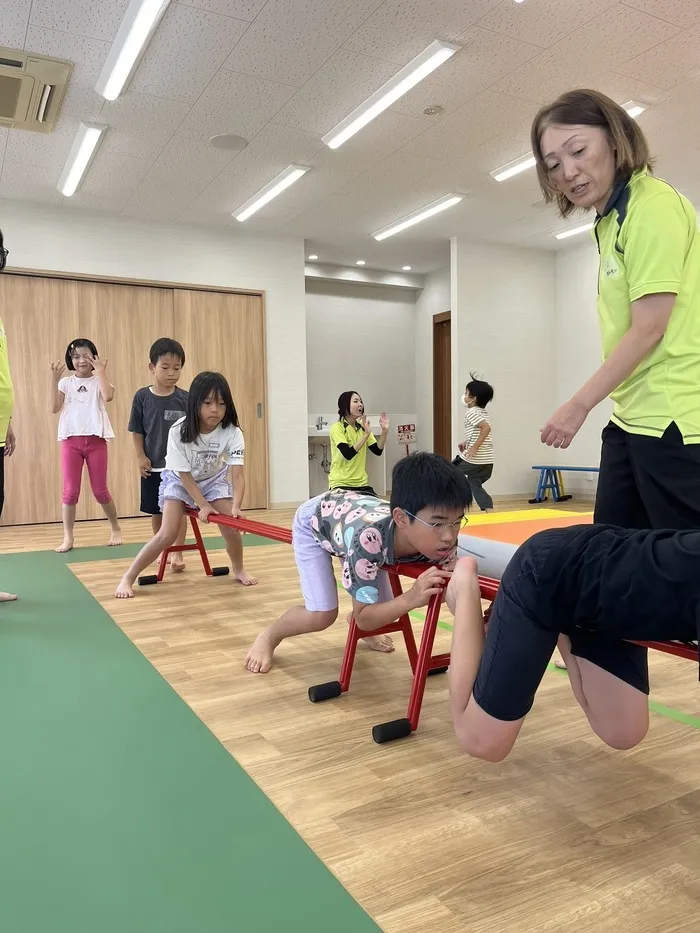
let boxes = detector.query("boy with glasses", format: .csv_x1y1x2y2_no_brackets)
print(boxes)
245,452,471,673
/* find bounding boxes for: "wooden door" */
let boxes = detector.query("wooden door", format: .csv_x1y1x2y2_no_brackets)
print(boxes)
173,289,268,509
432,311,452,460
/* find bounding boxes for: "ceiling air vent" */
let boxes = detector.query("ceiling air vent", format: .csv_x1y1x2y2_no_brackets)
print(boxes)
0,46,73,134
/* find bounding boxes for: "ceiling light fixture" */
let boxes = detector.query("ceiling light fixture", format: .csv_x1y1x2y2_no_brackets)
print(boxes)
402,265,412,271
57,122,107,197
553,221,595,240
356,260,366,266
322,40,460,150
491,100,647,182
233,165,309,222
308,254,319,260
95,0,171,101
372,194,463,241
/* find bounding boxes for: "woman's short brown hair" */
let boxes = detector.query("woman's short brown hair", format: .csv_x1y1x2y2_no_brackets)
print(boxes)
530,89,653,217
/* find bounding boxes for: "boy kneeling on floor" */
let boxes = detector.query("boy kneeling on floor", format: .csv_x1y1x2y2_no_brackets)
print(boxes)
245,452,471,674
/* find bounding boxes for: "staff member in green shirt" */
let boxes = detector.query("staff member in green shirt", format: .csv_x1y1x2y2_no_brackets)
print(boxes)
533,89,700,532
328,390,389,495
0,228,17,602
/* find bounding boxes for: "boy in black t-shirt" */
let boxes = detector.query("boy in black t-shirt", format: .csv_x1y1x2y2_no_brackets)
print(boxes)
447,524,699,762
128,338,188,570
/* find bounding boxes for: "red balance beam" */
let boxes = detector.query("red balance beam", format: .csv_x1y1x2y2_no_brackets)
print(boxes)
160,510,693,743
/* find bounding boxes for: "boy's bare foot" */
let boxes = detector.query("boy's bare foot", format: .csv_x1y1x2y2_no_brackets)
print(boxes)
55,538,74,553
115,578,134,599
244,632,275,673
553,652,567,670
0,592,17,602
235,569,258,586
170,556,185,573
361,633,394,652
108,531,122,546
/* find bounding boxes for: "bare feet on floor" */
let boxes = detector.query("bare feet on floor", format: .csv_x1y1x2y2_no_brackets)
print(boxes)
169,556,185,573
244,632,275,673
108,531,122,546
360,633,394,653
115,578,134,599
55,538,74,553
553,652,567,670
0,591,17,602
235,569,258,586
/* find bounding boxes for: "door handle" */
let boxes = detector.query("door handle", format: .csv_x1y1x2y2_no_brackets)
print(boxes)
257,402,263,418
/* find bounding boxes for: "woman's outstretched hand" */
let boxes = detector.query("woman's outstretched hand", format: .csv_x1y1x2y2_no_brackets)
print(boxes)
379,411,389,433
540,399,589,449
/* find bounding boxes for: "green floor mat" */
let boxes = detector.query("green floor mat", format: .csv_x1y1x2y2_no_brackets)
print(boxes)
0,552,378,933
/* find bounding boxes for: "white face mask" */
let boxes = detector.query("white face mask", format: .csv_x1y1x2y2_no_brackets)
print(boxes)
461,394,469,407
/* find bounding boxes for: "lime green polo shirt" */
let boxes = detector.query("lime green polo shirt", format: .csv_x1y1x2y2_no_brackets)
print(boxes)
328,419,377,489
0,317,14,447
595,169,700,442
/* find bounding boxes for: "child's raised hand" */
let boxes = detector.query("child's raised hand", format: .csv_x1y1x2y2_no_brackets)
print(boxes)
139,456,152,478
50,361,65,381
379,411,389,433
89,354,107,372
198,503,217,523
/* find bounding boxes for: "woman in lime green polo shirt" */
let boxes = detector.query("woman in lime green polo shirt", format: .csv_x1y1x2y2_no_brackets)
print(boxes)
532,89,700,532
0,228,17,602
328,390,389,494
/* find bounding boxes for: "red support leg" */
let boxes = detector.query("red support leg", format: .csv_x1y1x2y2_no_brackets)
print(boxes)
406,593,443,731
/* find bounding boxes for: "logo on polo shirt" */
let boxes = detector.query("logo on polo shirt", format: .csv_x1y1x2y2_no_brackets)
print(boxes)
602,256,620,278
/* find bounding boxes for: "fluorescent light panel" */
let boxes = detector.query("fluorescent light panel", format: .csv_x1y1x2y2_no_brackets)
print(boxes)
372,194,463,241
553,221,594,240
96,0,171,101
233,165,309,222
57,123,107,196
322,40,459,150
491,100,648,182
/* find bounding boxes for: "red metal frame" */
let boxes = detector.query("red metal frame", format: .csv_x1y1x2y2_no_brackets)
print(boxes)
161,510,696,740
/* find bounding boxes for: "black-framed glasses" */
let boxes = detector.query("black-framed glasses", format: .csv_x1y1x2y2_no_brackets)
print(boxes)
404,510,467,534
0,247,8,272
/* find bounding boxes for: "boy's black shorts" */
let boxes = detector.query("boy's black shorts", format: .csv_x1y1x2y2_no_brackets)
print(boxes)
472,530,650,722
140,472,163,516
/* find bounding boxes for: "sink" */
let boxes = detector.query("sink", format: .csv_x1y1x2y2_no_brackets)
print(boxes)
308,426,330,438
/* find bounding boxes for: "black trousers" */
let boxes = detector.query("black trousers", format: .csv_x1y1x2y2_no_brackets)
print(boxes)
0,447,5,519
595,422,700,529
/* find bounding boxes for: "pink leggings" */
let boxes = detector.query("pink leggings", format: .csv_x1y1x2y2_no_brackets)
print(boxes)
61,436,112,506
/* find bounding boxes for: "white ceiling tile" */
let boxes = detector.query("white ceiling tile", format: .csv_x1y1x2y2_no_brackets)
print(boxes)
220,123,323,173
28,0,131,43
181,165,289,224
336,151,445,200
0,161,63,204
63,191,129,212
221,0,383,87
0,0,31,48
308,111,430,175
616,24,700,89
595,72,668,108
129,4,249,105
145,136,237,191
273,49,398,136
177,70,296,144
175,0,268,21
391,26,541,119
403,90,530,161
342,0,501,65
100,93,190,161
5,117,81,170
491,4,680,101
621,0,700,28
80,150,153,200
476,0,619,48
24,26,109,121
123,184,186,222
281,193,377,236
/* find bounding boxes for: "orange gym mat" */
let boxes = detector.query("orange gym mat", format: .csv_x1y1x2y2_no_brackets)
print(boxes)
462,512,593,545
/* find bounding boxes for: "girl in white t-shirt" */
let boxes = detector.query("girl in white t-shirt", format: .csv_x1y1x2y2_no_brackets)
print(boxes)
115,371,257,598
50,338,122,552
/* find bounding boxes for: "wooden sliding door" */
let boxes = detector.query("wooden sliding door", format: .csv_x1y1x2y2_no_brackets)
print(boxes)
0,273,268,525
173,289,268,509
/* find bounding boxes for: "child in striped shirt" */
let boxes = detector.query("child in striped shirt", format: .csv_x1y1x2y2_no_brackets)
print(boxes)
452,376,494,513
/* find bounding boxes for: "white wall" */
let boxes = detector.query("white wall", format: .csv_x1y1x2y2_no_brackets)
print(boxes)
414,266,450,450
305,279,416,415
451,238,557,497
555,242,609,494
0,200,308,507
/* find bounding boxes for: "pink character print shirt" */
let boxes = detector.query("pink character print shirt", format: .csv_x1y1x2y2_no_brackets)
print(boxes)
310,490,429,605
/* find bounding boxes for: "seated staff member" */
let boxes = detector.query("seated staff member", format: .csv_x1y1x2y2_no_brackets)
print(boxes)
328,390,389,495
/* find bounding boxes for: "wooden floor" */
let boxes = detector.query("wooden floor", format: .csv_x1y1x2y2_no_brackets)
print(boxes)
4,503,700,931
